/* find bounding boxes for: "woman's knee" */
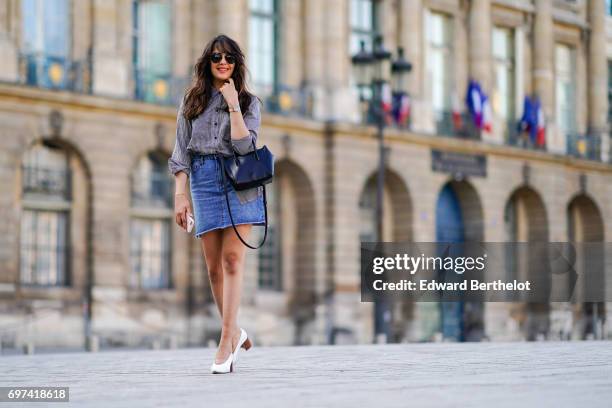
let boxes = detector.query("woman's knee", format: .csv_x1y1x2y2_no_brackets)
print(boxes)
221,251,242,274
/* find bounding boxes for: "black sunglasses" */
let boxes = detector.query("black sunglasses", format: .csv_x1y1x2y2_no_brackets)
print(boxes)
210,52,236,65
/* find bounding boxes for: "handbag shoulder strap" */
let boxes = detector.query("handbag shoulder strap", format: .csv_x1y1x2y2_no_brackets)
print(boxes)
217,157,268,249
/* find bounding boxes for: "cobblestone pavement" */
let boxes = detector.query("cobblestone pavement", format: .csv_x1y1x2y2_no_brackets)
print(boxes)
1,341,611,407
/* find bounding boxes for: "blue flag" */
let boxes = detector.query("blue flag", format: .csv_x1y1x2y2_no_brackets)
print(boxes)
517,96,537,143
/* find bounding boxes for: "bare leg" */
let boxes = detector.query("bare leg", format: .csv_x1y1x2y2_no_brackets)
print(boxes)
200,229,224,317
214,224,252,364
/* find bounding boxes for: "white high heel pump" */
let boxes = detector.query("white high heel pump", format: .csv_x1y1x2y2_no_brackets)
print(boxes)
210,351,234,374
232,328,251,366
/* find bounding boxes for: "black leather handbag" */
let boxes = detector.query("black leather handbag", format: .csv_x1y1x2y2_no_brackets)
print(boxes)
218,138,274,249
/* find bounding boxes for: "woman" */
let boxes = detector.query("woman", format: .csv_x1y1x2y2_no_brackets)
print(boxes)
168,34,264,374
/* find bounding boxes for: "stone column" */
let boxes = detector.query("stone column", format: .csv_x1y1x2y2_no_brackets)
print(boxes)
469,0,497,143
216,0,247,47
399,0,421,99
378,0,397,55
532,0,558,152
280,0,302,89
72,0,92,61
468,0,492,91
324,0,353,121
532,0,554,106
455,4,469,104
400,0,430,132
0,0,18,82
191,0,217,60
173,0,192,78
303,0,326,120
92,0,130,97
588,0,609,162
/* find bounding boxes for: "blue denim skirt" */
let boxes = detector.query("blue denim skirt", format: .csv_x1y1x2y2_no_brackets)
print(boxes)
189,153,265,239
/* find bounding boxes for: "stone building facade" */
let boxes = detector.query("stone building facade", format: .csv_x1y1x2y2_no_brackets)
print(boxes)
0,0,611,350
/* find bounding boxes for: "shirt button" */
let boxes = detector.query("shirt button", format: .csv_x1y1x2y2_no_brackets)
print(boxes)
213,122,217,126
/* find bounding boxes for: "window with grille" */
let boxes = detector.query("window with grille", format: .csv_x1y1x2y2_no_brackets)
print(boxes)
132,0,172,104
426,11,453,115
349,0,379,102
129,152,173,289
249,0,279,98
492,27,516,121
21,0,71,89
20,142,71,286
555,43,576,134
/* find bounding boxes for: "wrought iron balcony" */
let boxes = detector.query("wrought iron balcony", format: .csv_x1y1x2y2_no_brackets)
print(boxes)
18,52,92,93
566,132,602,162
21,164,72,200
505,119,546,151
434,110,480,140
359,97,413,131
133,69,189,106
130,171,174,209
263,84,314,118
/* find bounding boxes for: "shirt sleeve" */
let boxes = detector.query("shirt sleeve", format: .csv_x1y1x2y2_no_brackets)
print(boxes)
231,95,261,155
168,97,192,177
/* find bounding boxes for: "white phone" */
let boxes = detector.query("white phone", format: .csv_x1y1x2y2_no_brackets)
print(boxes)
186,213,195,233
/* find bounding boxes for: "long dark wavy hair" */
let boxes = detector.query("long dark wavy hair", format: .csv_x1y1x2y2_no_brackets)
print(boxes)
182,34,261,120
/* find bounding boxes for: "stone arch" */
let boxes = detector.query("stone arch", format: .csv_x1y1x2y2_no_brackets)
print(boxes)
435,179,484,243
567,194,605,339
358,168,413,242
17,136,93,307
434,179,485,341
267,158,317,345
504,185,550,340
567,194,604,243
504,186,549,242
358,167,413,343
128,149,174,288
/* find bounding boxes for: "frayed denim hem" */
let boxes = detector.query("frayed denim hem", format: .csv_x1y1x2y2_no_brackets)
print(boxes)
194,220,266,239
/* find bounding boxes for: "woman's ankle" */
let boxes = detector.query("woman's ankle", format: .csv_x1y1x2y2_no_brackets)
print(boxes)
220,325,240,335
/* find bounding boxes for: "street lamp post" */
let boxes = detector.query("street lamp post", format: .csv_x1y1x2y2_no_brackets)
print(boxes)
352,35,412,343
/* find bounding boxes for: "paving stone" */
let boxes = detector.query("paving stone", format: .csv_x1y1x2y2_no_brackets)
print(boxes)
1,341,611,407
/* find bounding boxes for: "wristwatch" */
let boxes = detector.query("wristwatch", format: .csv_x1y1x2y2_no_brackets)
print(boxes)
229,103,241,113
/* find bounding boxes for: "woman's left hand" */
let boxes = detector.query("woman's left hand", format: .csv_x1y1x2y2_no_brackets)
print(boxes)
220,77,239,107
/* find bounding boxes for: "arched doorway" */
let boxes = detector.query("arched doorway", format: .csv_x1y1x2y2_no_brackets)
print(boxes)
568,194,605,339
435,180,484,341
254,159,317,345
504,186,549,340
359,169,412,343
18,138,92,348
129,150,174,289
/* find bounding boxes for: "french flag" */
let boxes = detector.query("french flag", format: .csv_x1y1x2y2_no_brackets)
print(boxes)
481,94,492,133
517,96,545,146
517,96,533,138
465,80,483,128
466,80,492,133
534,98,546,147
452,93,462,131
381,82,393,125
392,91,411,127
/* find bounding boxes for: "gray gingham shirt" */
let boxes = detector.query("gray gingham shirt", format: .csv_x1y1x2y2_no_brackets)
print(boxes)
168,87,263,204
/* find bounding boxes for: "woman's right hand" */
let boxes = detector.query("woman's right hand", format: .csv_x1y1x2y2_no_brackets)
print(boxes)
174,193,192,230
